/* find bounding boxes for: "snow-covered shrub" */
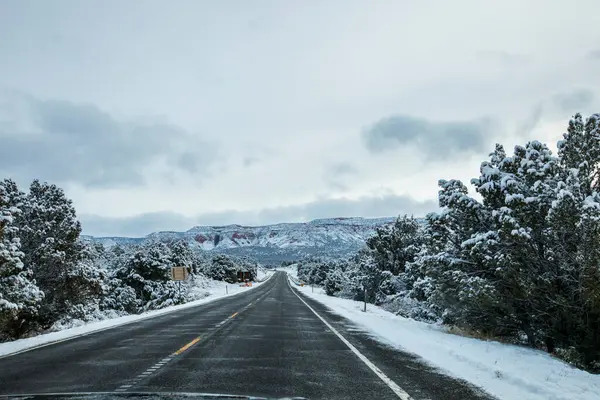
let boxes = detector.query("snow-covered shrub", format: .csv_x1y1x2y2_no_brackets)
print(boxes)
324,268,345,296
99,277,139,314
141,280,187,311
554,347,585,369
381,294,438,322
203,254,238,283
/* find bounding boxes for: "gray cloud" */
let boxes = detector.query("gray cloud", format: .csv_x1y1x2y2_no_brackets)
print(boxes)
81,211,193,238
587,49,600,60
81,194,437,237
242,156,260,167
518,103,544,137
0,90,216,187
363,115,492,159
553,89,595,113
324,162,358,191
329,163,358,176
517,89,596,137
476,50,530,66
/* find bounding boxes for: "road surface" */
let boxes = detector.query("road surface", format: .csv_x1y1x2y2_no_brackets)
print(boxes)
0,272,493,399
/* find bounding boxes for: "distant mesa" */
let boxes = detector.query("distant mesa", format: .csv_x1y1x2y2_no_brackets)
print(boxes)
232,232,248,240
194,234,209,244
84,217,396,264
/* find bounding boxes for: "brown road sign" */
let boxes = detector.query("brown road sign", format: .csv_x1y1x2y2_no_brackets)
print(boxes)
171,266,189,281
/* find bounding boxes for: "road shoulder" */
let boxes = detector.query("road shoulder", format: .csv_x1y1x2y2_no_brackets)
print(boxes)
287,276,496,400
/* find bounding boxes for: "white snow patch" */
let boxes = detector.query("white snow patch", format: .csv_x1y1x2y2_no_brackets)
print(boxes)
0,272,274,358
291,277,600,400
256,265,273,281
276,264,298,280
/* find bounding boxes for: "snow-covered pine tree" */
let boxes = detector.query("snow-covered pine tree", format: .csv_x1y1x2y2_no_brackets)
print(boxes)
362,114,600,368
0,179,43,339
16,180,93,327
203,254,239,283
491,141,561,345
366,215,423,275
324,266,347,296
165,239,193,271
557,113,600,196
114,241,191,311
409,178,499,329
571,189,600,367
117,241,172,288
546,113,600,365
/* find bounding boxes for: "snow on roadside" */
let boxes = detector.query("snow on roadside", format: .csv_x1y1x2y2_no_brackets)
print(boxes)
275,264,298,280
0,272,274,358
256,265,274,281
290,276,600,400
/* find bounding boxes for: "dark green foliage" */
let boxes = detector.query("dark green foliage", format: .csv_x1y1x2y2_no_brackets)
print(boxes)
0,179,44,339
204,254,240,283
0,179,263,342
15,180,101,328
366,216,423,275
316,114,600,371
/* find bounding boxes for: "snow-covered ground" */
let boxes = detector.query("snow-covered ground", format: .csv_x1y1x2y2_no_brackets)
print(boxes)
290,276,600,400
256,265,273,281
0,272,274,359
275,265,298,280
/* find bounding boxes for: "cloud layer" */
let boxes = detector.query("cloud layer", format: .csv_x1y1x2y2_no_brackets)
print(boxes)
2,1,600,235
362,115,492,160
0,91,216,188
553,89,595,113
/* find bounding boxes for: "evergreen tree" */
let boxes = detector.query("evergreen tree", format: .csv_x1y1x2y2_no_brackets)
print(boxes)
557,113,600,195
366,215,423,275
0,179,44,339
16,180,91,327
203,254,239,283
115,241,184,310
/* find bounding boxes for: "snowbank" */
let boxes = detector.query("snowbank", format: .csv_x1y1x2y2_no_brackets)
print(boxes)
256,265,274,281
0,272,274,359
291,278,600,400
276,265,298,280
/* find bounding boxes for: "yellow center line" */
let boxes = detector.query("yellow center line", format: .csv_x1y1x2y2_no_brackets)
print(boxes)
174,336,201,355
230,312,238,318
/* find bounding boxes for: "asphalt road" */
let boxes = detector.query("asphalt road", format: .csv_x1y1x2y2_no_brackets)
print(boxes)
0,272,494,400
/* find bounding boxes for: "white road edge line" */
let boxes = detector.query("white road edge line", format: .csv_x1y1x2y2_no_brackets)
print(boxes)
287,277,413,400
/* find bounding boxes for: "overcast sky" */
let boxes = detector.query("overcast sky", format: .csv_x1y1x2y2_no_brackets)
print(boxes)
1,0,600,237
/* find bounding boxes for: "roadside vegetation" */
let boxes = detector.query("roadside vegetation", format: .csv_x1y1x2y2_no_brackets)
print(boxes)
0,180,258,341
296,113,600,372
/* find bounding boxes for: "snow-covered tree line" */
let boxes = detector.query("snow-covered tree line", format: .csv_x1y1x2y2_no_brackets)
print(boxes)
300,114,600,370
0,178,258,341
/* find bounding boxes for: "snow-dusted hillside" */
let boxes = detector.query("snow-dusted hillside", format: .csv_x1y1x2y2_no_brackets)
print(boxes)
84,217,395,263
